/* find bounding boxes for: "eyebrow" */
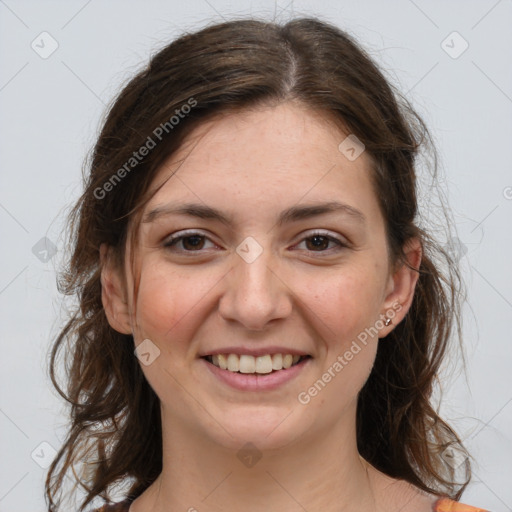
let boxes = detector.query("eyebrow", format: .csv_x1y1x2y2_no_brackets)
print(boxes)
142,200,366,227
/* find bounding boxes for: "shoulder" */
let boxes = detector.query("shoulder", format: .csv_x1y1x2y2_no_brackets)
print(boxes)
386,488,491,512
366,467,491,512
91,498,132,512
385,483,491,512
433,497,492,512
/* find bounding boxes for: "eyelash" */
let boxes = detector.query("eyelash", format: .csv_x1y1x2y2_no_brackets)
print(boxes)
162,230,348,255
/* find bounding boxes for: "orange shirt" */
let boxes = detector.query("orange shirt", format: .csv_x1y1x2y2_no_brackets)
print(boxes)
434,498,491,512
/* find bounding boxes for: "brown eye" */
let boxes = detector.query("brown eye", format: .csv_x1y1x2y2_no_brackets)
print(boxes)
305,235,331,251
164,232,215,253
296,231,347,253
181,235,206,251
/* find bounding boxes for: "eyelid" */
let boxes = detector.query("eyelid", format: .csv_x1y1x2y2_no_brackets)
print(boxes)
292,229,349,252
163,229,218,248
162,229,348,254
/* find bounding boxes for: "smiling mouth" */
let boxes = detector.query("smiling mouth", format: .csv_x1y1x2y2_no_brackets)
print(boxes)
202,354,311,374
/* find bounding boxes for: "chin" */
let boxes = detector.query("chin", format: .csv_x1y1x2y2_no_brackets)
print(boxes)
203,404,311,452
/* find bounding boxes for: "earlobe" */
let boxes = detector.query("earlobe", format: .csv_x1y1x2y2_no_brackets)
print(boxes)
379,237,422,338
100,243,132,335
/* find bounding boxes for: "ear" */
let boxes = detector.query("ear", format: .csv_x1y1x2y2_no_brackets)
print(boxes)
378,237,422,338
100,243,132,335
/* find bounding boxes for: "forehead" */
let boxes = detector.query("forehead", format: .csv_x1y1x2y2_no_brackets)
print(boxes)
144,102,382,228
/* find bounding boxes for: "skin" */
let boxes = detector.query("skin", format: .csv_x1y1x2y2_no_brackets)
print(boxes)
101,101,436,511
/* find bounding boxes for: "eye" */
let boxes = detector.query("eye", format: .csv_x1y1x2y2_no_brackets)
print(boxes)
294,230,347,253
163,231,216,253
162,230,348,255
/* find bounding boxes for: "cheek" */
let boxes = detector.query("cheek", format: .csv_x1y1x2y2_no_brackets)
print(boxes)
132,262,210,350
299,264,383,393
304,264,384,342
130,263,218,405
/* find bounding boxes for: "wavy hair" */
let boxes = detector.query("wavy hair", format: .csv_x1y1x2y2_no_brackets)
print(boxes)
45,16,470,511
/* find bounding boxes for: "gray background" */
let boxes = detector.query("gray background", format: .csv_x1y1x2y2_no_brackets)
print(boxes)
0,0,511,511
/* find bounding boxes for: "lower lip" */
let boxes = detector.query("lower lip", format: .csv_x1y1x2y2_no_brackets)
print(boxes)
201,357,311,391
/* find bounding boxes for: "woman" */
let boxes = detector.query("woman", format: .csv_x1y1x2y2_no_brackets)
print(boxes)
44,17,491,512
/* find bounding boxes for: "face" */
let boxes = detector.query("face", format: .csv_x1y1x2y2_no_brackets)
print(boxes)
103,101,418,452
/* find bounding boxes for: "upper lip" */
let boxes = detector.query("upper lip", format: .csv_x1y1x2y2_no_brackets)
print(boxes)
198,346,311,357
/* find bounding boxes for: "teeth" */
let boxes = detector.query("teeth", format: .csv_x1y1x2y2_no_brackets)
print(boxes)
207,353,305,373
239,354,255,373
218,354,227,370
255,355,273,374
227,354,239,372
272,353,283,370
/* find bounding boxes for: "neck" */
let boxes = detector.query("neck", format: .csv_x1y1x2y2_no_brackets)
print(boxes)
133,400,380,512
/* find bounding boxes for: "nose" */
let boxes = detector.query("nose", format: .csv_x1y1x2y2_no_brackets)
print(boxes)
218,244,292,331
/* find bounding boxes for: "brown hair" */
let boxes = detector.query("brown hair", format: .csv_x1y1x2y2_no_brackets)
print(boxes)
45,16,470,511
